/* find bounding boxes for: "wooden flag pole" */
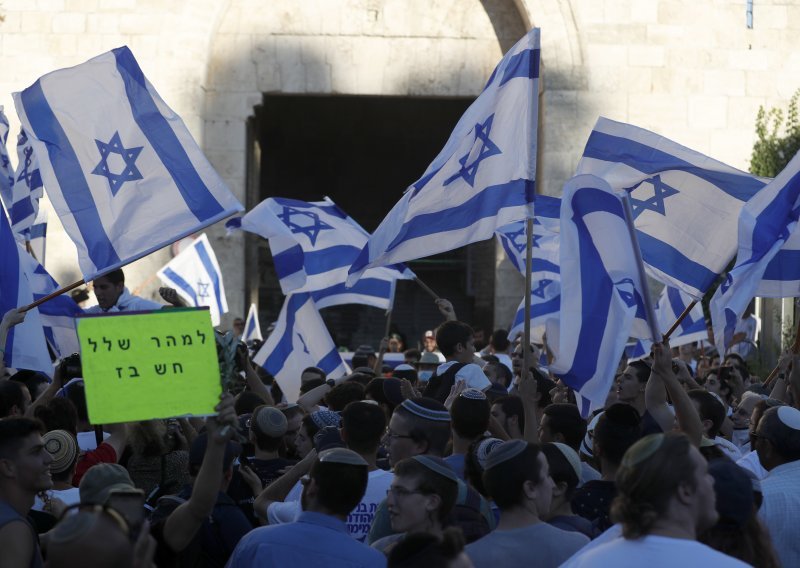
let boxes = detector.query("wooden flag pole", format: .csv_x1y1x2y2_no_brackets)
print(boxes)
663,299,699,341
764,319,800,387
19,279,85,313
522,218,534,376
414,277,440,301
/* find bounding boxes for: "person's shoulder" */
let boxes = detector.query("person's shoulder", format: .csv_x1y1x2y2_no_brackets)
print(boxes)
537,521,591,543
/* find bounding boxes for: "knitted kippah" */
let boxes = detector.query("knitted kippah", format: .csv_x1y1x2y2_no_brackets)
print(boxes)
484,439,528,470
621,433,665,468
400,398,450,422
310,410,341,430
411,455,459,483
475,437,504,470
253,406,288,438
318,448,367,466
43,430,78,475
459,388,486,400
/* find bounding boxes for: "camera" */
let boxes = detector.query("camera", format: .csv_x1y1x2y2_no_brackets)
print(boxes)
59,353,82,382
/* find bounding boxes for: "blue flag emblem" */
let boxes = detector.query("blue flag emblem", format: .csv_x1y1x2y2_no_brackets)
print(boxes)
91,131,144,195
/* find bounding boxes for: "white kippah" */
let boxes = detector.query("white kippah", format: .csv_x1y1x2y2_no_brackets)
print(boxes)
460,388,486,400
318,448,368,466
485,440,528,470
777,406,800,430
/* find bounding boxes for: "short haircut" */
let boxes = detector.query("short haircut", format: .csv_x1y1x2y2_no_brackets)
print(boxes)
302,414,322,440
483,443,545,509
542,404,587,451
593,403,642,466
301,367,326,380
0,417,44,460
351,354,370,369
490,329,510,352
364,378,391,406
97,268,124,285
611,433,696,539
759,407,800,462
450,394,490,440
394,458,459,523
628,360,652,383
542,443,580,502
34,397,79,435
393,398,452,456
493,395,525,434
435,321,474,358
324,382,365,412
9,370,49,401
388,527,465,568
234,391,267,416
531,367,554,408
299,378,325,395
0,381,26,418
688,389,726,438
392,367,418,385
403,349,421,363
341,401,386,455
309,459,368,517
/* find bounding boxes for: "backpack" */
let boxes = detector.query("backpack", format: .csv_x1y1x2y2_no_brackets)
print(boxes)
422,363,467,403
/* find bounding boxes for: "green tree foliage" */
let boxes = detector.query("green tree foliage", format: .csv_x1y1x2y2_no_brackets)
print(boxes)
750,90,800,177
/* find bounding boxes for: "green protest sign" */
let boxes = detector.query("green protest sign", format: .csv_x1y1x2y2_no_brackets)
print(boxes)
77,308,221,424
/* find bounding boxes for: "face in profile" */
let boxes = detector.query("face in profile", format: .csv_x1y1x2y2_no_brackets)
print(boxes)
92,276,124,310
688,445,718,532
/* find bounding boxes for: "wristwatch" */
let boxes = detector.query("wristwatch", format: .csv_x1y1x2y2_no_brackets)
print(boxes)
326,378,336,388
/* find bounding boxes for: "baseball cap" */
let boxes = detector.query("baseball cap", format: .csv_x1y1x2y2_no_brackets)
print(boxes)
79,464,142,505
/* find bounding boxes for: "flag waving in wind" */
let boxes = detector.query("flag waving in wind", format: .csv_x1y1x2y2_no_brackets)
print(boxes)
157,234,228,326
0,108,13,209
243,303,262,343
549,175,652,416
7,129,45,241
347,28,540,286
578,117,768,299
229,197,413,310
253,293,348,402
13,47,243,282
630,285,708,359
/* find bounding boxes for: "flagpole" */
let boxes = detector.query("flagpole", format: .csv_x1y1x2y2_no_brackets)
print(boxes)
663,299,699,341
764,319,800,386
620,193,662,343
373,309,394,374
414,277,440,301
522,218,534,375
19,279,85,313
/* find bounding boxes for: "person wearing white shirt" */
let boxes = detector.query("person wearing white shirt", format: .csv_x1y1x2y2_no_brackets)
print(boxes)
421,321,491,403
84,268,162,313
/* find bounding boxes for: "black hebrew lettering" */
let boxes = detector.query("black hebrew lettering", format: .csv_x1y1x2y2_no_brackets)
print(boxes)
196,330,206,344
172,362,183,374
128,366,139,378
151,337,161,348
181,334,192,346
102,337,112,351
116,367,124,379
88,338,98,352
166,335,176,346
118,339,130,350
155,364,167,375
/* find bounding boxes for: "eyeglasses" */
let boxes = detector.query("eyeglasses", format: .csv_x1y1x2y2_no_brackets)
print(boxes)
384,429,414,441
386,486,427,499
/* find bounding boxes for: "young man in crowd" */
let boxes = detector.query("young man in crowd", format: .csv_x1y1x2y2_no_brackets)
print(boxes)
85,269,162,313
490,395,525,440
446,389,491,480
422,321,491,403
538,403,600,485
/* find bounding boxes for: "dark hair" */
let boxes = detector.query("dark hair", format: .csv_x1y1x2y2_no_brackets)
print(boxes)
759,407,800,462
365,378,391,405
33,398,79,435
234,391,267,416
450,395,490,440
394,458,459,523
96,268,124,285
392,367,418,385
302,414,322,440
394,398,451,456
542,443,580,502
299,378,325,395
483,443,545,509
301,367,326,381
324,382,365,412
404,349,421,364
489,329,510,352
493,396,525,434
0,381,26,418
9,370,49,401
628,360,652,383
435,321,474,358
593,403,642,466
0,417,44,460
542,403,587,451
309,460,368,517
688,389,726,438
340,401,386,455
611,433,696,539
531,367,554,409
699,513,779,568
464,436,493,497
388,527,465,568
65,382,89,423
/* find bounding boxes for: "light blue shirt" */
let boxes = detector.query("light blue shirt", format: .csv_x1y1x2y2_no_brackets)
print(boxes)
85,287,162,313
227,511,386,568
758,460,800,567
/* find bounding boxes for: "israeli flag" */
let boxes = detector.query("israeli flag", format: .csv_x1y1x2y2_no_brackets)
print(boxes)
244,303,262,342
629,285,708,359
0,108,13,209
347,28,540,285
496,195,561,339
577,117,768,299
548,175,653,416
28,208,48,264
7,129,45,241
13,47,244,282
0,203,52,374
253,293,348,402
229,196,413,310
157,234,228,326
711,150,800,353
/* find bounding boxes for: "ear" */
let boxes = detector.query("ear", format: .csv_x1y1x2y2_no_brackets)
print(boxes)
508,415,519,427
701,419,713,435
424,493,442,515
0,458,15,479
553,432,566,445
338,426,347,444
675,480,695,506
552,480,568,499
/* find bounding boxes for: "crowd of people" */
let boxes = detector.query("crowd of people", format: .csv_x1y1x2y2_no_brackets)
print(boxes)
1,275,799,568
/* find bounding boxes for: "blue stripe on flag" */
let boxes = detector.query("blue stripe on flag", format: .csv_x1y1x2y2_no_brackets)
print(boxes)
113,47,225,222
387,178,535,253
303,245,364,275
194,240,224,315
500,49,541,86
30,222,46,239
318,346,344,375
264,295,305,374
763,249,800,280
637,231,717,292
310,278,393,303
245,316,256,337
535,194,560,219
584,131,766,201
272,244,305,280
19,82,122,269
0,209,20,356
10,199,34,223
162,267,198,305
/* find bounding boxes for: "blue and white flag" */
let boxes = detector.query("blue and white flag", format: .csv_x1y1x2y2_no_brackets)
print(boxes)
629,285,708,359
244,303,262,343
0,203,52,374
577,117,768,299
549,175,652,416
0,108,13,209
230,197,413,310
28,208,47,265
711,150,800,353
496,195,561,340
347,28,540,285
7,129,44,240
253,292,348,402
157,234,228,326
13,47,243,282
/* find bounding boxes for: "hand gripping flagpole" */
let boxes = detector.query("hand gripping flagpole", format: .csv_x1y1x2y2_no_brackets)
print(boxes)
620,193,662,344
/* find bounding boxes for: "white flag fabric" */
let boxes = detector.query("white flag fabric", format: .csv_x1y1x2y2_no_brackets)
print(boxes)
0,108,13,209
253,293,348,402
549,175,652,416
347,28,540,285
229,196,413,310
577,117,768,299
711,150,800,353
0,203,52,374
28,208,47,265
244,303,262,342
13,47,243,282
629,285,708,359
157,234,228,326
7,129,45,240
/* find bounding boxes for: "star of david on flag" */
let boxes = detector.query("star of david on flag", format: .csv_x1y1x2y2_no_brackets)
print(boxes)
347,28,540,286
227,196,414,311
577,117,768,299
13,47,243,282
156,234,228,326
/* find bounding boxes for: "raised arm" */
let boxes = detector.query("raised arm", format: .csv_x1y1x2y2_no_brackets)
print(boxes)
253,448,317,521
0,309,26,378
652,341,703,447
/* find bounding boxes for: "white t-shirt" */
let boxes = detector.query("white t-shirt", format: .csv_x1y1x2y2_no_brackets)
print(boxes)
562,534,749,567
737,450,769,480
436,362,491,392
77,431,110,452
268,469,394,543
32,487,81,512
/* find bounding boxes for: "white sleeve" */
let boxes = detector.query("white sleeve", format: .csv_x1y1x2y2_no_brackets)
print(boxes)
455,364,492,391
266,501,302,525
